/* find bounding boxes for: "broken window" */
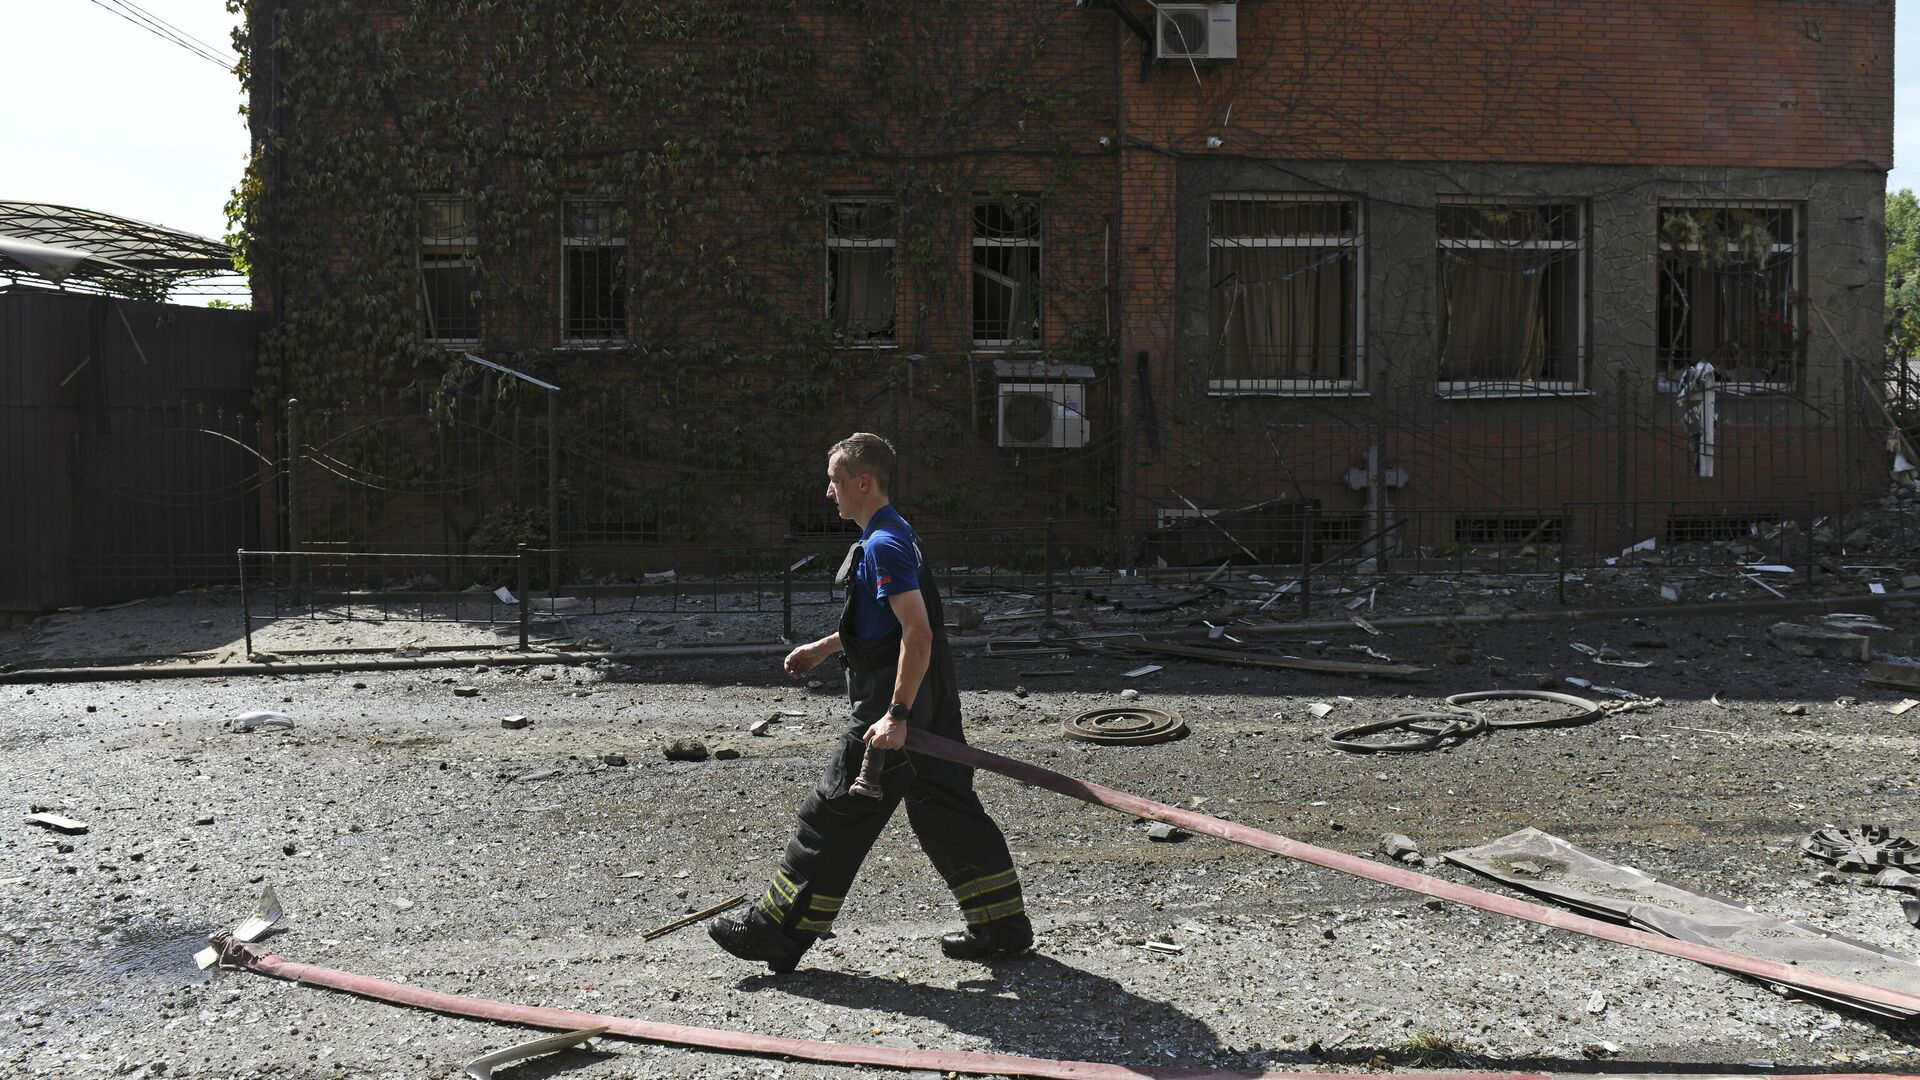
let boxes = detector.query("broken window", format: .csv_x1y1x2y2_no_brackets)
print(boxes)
562,199,627,343
973,199,1042,347
1436,202,1583,390
1208,195,1361,390
1657,203,1803,386
420,196,479,343
827,199,896,344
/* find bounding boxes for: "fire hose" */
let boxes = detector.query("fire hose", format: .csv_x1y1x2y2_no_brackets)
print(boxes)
205,730,1920,1079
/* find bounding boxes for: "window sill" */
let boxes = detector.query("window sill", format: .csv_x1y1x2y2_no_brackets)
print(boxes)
837,342,899,350
1207,381,1366,398
554,340,629,351
426,339,480,349
973,343,1045,354
1436,383,1590,399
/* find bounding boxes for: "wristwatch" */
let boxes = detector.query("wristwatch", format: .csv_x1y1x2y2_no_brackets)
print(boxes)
886,702,912,722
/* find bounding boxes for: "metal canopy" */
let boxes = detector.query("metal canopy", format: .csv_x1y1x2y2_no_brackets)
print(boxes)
0,200,237,298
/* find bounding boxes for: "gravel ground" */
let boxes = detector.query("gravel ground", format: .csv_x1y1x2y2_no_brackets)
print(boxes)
5,567,1920,1079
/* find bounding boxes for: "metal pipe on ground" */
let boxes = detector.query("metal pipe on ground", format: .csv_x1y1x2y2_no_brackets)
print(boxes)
1170,590,1920,641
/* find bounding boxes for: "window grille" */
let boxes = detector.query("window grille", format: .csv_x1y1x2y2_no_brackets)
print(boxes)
1208,194,1362,391
563,199,627,343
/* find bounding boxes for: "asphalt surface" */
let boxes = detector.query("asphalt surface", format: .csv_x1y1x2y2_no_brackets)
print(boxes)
5,578,1920,1079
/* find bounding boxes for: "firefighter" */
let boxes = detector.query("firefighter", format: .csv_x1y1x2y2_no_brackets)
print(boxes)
708,432,1031,973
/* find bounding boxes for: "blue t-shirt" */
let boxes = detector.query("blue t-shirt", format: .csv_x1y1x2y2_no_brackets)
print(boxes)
848,505,922,641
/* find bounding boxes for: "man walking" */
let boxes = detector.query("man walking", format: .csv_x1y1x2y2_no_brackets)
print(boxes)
708,432,1031,973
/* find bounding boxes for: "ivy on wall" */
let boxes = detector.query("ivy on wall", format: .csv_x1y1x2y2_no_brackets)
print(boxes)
226,0,1118,538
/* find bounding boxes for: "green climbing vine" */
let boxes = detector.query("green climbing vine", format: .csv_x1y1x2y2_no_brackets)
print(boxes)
227,0,1117,547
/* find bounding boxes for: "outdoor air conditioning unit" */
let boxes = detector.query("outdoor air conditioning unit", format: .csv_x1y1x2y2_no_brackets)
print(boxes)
998,382,1090,450
1156,3,1237,61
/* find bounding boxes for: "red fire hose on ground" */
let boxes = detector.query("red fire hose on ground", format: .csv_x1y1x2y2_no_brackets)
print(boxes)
207,730,1920,1079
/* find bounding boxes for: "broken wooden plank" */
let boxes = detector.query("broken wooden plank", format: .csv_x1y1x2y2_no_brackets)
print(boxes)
1118,639,1430,679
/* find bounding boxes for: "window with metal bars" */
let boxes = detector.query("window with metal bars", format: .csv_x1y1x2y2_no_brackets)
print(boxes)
1657,203,1803,387
1207,194,1362,391
972,199,1042,347
562,199,627,344
827,199,897,345
1436,202,1584,392
420,196,479,343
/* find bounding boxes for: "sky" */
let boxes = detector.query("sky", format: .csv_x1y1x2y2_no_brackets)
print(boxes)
2,0,1919,306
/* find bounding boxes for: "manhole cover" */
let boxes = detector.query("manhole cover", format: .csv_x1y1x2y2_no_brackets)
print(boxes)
1801,825,1920,871
1062,706,1186,745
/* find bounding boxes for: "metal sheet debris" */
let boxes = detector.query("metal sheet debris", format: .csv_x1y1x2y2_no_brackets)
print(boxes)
1307,702,1334,718
1120,664,1162,678
1889,699,1920,716
25,812,89,834
1445,827,1920,1018
465,1026,608,1080
233,885,284,944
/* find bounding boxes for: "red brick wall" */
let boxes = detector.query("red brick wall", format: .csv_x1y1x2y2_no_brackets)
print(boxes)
1119,0,1892,169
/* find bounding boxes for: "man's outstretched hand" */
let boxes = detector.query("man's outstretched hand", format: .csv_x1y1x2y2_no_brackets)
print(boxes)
784,639,832,678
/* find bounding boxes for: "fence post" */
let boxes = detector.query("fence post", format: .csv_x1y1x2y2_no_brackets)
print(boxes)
238,549,253,658
1806,497,1817,587
1043,520,1056,639
1557,503,1569,607
285,398,301,591
517,543,530,651
546,389,560,593
1299,503,1315,617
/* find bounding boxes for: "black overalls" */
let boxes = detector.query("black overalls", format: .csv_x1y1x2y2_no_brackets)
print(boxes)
749,534,1026,950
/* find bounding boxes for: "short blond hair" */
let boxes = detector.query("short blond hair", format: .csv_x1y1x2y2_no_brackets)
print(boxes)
829,432,895,493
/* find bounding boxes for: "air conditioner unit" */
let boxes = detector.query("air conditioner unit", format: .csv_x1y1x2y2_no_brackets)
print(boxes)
1156,3,1237,60
998,382,1090,450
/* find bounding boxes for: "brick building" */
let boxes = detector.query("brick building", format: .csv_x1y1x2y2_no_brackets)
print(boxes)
245,1,1894,562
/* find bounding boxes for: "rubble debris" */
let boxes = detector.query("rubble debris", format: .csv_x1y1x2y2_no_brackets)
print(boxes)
1307,702,1335,719
1769,622,1872,662
748,716,777,736
1350,615,1380,636
25,812,89,834
227,709,293,733
662,739,710,762
453,686,481,698
641,894,745,941
1446,827,1920,1019
1586,990,1607,1015
712,746,742,761
493,586,516,604
465,1027,608,1080
1801,825,1920,872
1146,822,1187,842
1062,705,1186,746
1864,660,1920,691
600,754,627,767
1381,833,1420,863
1888,699,1920,716
1141,938,1185,954
1118,688,1141,700
500,715,530,730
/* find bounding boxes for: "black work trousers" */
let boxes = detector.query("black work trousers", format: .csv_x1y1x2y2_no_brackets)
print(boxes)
751,583,1024,949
